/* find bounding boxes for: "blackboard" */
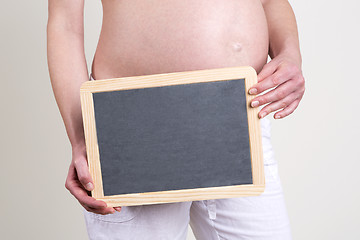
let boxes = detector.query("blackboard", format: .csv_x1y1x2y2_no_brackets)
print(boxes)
80,66,264,207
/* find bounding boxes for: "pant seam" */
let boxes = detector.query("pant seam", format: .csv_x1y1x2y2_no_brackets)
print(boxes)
201,201,222,240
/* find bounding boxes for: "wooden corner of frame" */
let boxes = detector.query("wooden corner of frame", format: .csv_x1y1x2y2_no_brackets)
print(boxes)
242,66,257,77
258,184,266,194
80,81,92,92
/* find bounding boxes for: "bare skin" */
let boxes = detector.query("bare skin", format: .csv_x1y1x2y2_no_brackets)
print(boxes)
92,0,269,78
47,0,305,215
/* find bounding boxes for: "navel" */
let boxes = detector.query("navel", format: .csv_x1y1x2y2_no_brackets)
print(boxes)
232,42,243,52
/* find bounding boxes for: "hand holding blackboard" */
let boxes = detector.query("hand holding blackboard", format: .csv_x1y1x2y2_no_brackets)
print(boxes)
80,66,264,207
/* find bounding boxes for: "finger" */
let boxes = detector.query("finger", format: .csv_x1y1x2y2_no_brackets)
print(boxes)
66,162,76,179
114,207,122,212
65,163,78,192
258,91,299,119
78,193,116,215
273,99,300,119
67,180,107,209
79,202,96,213
65,163,110,211
250,80,296,108
249,69,289,95
87,205,116,215
73,155,94,191
257,60,278,82
80,203,116,215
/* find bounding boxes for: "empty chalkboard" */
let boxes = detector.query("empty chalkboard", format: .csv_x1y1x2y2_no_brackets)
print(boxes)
80,66,264,207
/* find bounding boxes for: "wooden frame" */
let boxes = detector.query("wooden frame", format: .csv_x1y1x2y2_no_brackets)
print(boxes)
80,66,264,207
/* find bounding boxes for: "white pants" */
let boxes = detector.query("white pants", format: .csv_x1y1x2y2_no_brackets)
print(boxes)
84,74,292,239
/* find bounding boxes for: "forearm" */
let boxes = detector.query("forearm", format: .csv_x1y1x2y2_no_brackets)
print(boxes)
262,0,302,68
47,21,89,151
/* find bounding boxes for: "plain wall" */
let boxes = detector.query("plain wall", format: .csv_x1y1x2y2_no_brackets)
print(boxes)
0,1,359,239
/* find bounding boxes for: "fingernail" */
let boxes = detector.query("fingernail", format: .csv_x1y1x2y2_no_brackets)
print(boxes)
249,88,257,95
251,101,259,108
275,115,281,119
86,182,94,191
260,112,267,118
115,207,121,212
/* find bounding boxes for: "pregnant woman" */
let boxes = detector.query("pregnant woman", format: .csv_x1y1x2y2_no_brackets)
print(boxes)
47,0,305,239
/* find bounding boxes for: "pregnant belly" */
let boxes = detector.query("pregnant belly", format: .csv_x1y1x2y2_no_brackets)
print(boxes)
92,0,269,79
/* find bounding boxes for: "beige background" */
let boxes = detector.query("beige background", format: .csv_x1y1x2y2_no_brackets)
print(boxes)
1,1,359,239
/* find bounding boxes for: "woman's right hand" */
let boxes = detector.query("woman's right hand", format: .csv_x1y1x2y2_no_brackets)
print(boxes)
65,146,121,215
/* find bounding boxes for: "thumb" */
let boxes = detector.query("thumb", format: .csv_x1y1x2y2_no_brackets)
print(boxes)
73,154,94,192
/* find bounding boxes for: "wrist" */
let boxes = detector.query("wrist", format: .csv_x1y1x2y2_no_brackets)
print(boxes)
70,129,86,155
72,142,87,156
270,39,302,69
273,49,302,69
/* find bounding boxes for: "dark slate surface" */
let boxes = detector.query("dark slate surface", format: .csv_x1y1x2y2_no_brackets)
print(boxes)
93,78,252,196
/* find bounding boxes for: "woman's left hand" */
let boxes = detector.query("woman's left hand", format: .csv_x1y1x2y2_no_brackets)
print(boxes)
248,55,306,119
